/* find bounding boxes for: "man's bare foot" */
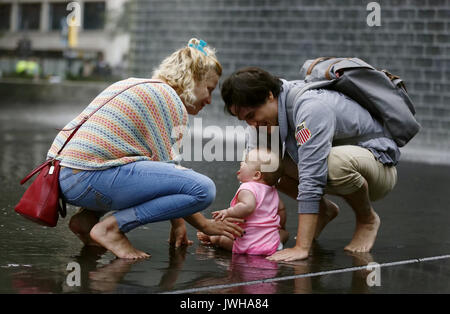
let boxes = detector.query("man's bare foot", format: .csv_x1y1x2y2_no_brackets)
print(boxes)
90,216,150,259
344,210,380,253
314,199,339,240
196,231,212,245
345,251,375,266
69,208,102,247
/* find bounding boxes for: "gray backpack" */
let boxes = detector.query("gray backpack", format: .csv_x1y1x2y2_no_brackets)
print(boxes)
289,57,421,147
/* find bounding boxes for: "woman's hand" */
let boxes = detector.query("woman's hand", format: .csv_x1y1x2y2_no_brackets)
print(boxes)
169,219,193,247
184,213,244,241
202,217,245,241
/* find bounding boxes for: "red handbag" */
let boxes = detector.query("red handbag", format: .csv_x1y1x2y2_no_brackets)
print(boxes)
14,120,85,227
14,80,162,227
15,159,66,227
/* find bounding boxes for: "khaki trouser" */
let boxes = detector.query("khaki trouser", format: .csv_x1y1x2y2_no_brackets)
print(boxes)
283,145,397,201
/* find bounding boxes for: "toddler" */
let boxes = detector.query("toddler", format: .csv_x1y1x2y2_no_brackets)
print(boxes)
197,148,289,256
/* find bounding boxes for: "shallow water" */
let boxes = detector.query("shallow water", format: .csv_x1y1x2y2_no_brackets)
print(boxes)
1,103,450,294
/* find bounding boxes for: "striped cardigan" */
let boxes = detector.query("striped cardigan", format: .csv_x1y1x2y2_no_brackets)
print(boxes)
47,78,189,170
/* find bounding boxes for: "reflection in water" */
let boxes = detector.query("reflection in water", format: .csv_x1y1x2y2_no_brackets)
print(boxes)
88,256,139,293
10,266,64,294
1,242,381,294
187,245,381,294
229,254,279,294
347,252,377,293
78,245,193,293
288,260,312,294
7,244,186,294
69,246,108,293
8,246,107,294
192,245,280,294
158,246,189,291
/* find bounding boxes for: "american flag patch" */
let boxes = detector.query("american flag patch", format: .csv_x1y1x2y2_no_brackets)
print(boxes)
295,122,311,146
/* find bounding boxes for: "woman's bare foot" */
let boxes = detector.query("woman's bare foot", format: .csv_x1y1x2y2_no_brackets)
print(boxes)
344,210,380,253
314,198,339,240
69,208,102,247
89,216,150,259
196,231,212,245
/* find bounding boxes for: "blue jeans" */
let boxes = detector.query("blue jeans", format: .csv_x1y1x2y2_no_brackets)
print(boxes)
59,161,216,233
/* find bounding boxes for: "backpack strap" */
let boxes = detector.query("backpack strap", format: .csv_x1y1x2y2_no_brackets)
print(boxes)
306,57,334,75
285,82,389,147
285,80,336,111
325,59,346,80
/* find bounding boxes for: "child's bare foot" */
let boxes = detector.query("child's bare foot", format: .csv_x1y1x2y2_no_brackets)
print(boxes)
90,216,150,259
69,208,102,247
344,210,380,253
197,232,233,251
196,231,212,245
314,199,339,240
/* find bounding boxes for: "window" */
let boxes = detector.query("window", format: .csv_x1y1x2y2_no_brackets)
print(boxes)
49,3,68,31
83,2,105,30
19,3,41,31
0,4,11,30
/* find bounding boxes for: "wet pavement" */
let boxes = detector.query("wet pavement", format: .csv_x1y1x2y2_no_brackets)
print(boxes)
1,103,450,294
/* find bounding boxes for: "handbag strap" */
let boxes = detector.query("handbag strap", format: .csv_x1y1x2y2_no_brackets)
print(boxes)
21,80,163,184
57,79,163,155
20,159,53,184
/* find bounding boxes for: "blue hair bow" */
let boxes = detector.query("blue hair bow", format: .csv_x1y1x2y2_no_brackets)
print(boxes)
189,40,208,56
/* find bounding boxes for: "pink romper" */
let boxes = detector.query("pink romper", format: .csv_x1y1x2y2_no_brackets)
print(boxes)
231,182,281,256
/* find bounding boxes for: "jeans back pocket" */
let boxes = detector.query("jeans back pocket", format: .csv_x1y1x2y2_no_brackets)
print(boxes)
66,184,112,212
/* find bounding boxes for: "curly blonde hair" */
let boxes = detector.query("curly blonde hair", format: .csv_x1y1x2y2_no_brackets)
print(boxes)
152,38,223,108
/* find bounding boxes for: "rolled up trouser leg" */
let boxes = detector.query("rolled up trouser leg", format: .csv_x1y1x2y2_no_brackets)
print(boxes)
325,145,397,201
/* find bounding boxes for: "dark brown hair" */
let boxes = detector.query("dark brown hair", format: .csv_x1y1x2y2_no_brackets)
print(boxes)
221,67,283,116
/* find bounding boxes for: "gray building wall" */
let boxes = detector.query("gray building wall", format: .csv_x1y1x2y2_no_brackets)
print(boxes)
128,0,450,160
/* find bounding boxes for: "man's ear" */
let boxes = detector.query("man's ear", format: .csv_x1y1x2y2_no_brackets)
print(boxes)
268,91,274,101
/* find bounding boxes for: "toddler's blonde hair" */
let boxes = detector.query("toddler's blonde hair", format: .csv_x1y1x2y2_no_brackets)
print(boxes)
152,38,222,108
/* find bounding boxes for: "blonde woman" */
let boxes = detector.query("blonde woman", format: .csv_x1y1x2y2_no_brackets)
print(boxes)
47,39,243,259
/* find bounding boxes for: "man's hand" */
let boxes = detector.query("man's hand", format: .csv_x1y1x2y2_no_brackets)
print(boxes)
266,246,309,262
267,214,318,262
168,219,193,248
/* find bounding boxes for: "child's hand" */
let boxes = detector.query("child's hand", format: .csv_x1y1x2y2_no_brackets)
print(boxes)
212,209,229,221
